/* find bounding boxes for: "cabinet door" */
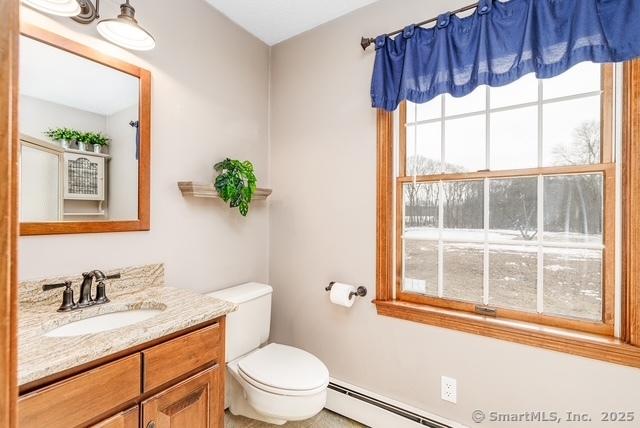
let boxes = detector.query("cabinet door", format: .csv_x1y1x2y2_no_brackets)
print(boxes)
142,365,223,428
63,152,105,201
91,406,139,428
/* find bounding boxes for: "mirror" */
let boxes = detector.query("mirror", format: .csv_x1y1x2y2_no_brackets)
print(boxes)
19,25,150,235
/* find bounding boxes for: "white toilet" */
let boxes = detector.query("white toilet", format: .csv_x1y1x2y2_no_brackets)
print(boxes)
207,282,329,425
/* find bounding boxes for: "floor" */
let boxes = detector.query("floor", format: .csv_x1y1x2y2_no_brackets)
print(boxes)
224,409,366,427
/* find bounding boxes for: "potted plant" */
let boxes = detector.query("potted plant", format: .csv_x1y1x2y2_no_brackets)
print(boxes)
84,132,110,154
214,158,257,216
43,127,79,149
76,132,90,151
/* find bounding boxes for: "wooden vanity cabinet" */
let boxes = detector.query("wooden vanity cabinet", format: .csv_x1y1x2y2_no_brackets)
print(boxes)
19,317,225,428
142,365,222,428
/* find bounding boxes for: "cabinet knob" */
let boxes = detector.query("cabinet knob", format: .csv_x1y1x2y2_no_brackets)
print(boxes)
146,422,156,428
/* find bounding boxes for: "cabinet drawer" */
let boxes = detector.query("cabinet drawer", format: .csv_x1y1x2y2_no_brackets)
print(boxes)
19,354,141,428
143,322,221,392
91,406,139,428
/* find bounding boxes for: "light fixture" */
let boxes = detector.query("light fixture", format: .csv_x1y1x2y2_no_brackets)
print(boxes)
21,0,81,16
21,0,155,51
97,1,155,51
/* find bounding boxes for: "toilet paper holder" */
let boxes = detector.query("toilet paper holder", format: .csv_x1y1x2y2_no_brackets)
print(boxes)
325,282,367,300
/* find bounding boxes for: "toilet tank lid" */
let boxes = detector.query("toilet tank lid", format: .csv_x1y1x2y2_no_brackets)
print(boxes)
207,282,272,304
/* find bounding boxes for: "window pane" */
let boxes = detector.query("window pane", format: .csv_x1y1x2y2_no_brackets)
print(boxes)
490,106,538,170
543,174,603,244
489,177,537,242
445,86,486,116
543,248,602,321
443,180,483,241
490,73,538,109
444,115,486,172
405,98,442,123
542,96,601,166
443,243,483,303
406,123,441,175
404,182,439,233
488,245,537,312
403,240,438,296
543,62,601,100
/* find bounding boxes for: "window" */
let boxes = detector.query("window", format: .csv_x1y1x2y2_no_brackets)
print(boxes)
375,61,640,367
398,63,614,335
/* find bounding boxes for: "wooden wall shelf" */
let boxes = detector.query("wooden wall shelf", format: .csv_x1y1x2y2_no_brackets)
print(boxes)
178,182,272,199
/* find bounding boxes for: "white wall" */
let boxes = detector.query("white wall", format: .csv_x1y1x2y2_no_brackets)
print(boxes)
19,0,271,293
20,94,106,142
20,144,59,221
268,1,640,427
106,104,139,220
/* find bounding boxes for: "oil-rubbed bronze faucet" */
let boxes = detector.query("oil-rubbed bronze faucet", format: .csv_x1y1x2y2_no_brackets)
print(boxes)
78,270,104,308
43,271,121,312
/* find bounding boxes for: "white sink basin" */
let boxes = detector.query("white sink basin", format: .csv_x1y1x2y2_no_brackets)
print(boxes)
45,309,164,337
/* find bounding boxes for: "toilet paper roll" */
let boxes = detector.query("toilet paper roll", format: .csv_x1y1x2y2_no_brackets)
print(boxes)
329,282,356,308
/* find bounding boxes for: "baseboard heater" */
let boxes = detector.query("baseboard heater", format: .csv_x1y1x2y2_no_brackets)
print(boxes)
327,382,453,428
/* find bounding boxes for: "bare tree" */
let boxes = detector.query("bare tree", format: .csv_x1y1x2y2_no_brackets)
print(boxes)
404,156,440,227
404,156,465,227
548,120,602,236
489,178,537,240
552,120,600,165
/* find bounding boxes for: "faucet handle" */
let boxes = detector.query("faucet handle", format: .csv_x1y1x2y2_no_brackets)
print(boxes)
94,273,119,304
42,280,72,291
43,281,76,312
94,281,110,304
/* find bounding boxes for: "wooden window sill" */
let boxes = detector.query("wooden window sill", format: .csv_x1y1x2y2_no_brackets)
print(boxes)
374,299,640,368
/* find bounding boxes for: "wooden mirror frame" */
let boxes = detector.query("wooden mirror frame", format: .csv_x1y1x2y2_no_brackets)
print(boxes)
19,24,151,235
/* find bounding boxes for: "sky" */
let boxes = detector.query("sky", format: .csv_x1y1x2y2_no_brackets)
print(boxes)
405,61,603,174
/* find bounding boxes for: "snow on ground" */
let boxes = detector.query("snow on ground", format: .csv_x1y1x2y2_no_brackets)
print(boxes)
404,227,602,245
404,228,602,260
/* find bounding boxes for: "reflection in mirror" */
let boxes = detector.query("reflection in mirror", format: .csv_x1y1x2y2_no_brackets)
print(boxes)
19,35,140,223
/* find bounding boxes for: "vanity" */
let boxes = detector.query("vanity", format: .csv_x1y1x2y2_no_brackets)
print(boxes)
18,264,235,428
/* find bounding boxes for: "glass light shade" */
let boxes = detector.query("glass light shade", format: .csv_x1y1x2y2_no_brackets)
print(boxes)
22,0,81,16
97,17,155,51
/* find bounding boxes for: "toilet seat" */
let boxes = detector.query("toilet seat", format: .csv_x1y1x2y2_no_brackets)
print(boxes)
237,343,329,397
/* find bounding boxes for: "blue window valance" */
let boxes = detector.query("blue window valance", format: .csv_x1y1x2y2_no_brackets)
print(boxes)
371,0,640,112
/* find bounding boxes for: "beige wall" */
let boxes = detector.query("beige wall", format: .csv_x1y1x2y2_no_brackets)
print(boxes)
19,0,271,292
268,0,640,426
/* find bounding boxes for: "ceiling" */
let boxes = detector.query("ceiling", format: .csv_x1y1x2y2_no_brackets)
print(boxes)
20,35,139,116
205,0,381,46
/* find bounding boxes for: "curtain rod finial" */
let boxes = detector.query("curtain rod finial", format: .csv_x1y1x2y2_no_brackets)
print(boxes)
361,37,374,50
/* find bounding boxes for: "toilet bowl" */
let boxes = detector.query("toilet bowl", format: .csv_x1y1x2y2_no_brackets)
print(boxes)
207,283,329,425
227,343,329,424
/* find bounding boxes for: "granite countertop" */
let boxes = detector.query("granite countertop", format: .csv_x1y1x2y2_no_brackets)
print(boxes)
18,264,236,386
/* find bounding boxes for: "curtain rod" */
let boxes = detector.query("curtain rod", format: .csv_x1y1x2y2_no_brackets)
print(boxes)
360,2,479,50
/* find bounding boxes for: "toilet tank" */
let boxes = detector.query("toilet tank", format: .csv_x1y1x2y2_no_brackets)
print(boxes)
207,282,272,362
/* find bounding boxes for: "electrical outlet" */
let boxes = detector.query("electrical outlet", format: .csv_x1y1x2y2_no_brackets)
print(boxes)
441,376,457,403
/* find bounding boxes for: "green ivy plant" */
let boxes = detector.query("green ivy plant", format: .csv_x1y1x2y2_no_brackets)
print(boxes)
82,132,110,146
44,127,80,142
214,158,257,216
